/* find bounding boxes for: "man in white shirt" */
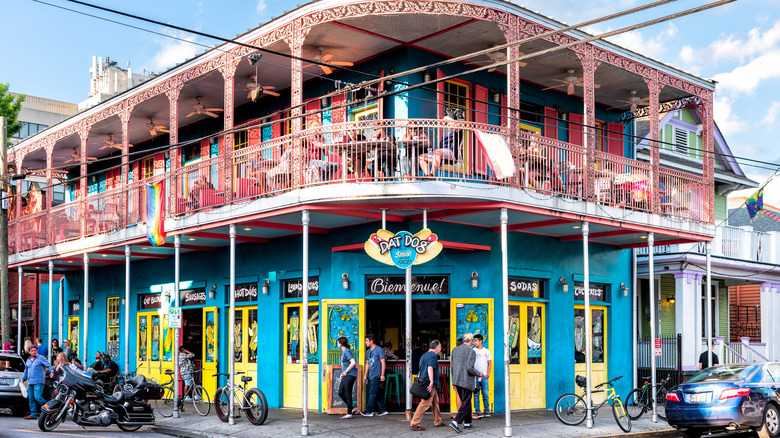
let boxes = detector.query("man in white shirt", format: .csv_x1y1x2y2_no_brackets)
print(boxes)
472,334,492,418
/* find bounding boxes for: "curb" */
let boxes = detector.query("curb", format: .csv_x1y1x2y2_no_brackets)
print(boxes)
151,425,228,438
584,429,679,438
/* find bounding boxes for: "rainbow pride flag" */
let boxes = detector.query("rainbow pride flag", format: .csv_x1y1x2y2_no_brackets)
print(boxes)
145,181,167,246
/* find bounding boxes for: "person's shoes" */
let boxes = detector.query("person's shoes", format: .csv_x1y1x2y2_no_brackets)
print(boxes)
449,421,462,433
184,396,193,401
476,412,484,419
464,423,473,430
24,415,35,420
410,424,425,431
433,423,446,427
360,411,374,417
340,414,353,419
376,410,389,416
484,411,491,418
352,408,360,415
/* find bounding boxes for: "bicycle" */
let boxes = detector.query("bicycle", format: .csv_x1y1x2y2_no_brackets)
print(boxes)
554,375,632,433
155,369,212,417
625,375,670,421
212,371,268,425
110,369,138,395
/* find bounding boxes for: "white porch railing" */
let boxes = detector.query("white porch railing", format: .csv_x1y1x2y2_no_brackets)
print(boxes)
719,337,768,364
637,225,777,263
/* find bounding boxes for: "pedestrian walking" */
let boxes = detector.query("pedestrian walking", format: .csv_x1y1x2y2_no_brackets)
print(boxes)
472,334,492,418
699,340,720,370
35,337,49,358
22,339,33,362
449,333,482,433
178,346,196,400
337,337,358,419
361,334,388,417
62,339,75,362
50,339,63,364
21,346,55,419
410,339,444,431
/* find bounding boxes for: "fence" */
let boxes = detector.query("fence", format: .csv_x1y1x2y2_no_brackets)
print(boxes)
637,333,683,388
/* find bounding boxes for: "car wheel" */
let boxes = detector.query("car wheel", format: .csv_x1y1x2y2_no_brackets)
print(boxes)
680,428,703,438
757,404,780,438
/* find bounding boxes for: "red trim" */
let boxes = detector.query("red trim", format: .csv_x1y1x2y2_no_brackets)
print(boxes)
544,107,558,140
558,229,638,242
492,218,575,232
321,209,405,222
243,220,328,234
332,243,364,252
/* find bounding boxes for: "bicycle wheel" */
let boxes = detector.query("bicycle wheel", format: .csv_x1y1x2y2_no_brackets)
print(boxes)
625,388,646,420
155,387,175,418
655,386,668,421
244,388,269,425
214,387,230,422
612,398,632,433
554,393,587,426
192,385,211,416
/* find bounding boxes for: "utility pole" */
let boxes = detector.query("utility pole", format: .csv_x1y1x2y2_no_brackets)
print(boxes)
1,116,9,347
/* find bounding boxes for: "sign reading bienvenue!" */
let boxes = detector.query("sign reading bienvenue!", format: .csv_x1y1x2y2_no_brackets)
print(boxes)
364,228,443,269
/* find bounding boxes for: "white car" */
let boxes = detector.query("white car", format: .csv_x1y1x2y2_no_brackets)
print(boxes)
0,351,27,416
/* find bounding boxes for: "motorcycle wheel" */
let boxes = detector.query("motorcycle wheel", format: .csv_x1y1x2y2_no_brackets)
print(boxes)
117,423,143,432
38,410,65,432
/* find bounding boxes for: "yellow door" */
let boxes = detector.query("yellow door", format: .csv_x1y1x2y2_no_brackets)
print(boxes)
283,303,321,409
148,313,163,383
232,307,259,389
508,302,545,410
451,299,494,413
320,299,364,413
136,313,151,378
68,317,80,360
202,307,218,396
574,305,608,402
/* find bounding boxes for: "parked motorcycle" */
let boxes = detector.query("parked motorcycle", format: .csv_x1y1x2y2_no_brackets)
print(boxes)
38,366,163,432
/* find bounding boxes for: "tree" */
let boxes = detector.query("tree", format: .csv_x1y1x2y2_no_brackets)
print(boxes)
0,83,25,146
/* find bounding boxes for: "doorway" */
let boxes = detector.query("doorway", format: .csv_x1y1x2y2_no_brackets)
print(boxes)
508,301,545,410
574,305,608,400
282,303,320,409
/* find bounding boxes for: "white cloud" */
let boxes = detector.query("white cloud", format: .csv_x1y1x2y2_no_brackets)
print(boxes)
712,50,780,96
256,0,268,16
714,96,749,136
583,23,677,60
680,20,780,67
763,102,780,131
150,32,200,72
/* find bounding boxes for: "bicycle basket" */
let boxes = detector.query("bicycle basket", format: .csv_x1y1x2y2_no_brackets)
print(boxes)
575,375,587,388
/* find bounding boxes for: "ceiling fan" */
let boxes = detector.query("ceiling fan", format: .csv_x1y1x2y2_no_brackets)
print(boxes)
146,117,169,136
476,47,527,72
65,147,97,163
302,47,354,75
186,96,224,118
243,75,280,101
542,69,601,95
99,133,132,150
608,90,651,112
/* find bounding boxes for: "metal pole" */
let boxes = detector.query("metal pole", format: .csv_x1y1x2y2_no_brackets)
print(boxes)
83,254,89,361
228,224,236,425
632,249,638,390
382,209,386,230
58,279,63,351
405,266,412,420
301,211,310,436
124,245,130,374
500,208,512,437
648,233,657,422
173,236,181,418
0,116,8,348
583,222,593,429
48,261,53,362
17,267,22,355
706,242,712,371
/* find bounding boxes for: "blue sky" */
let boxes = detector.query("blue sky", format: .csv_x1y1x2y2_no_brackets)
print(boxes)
2,0,779,204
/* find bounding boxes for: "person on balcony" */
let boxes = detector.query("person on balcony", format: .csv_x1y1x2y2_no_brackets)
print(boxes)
365,127,396,179
419,114,462,177
304,119,340,183
399,123,429,179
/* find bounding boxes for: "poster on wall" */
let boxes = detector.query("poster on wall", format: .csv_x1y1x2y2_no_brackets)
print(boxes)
287,307,300,364
138,315,148,361
248,310,258,363
455,303,489,345
162,315,173,362
364,228,443,268
327,304,359,364
205,312,216,363
308,306,319,364
234,312,243,362
151,315,160,361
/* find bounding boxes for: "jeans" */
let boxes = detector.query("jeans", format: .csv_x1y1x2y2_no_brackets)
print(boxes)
338,374,356,412
473,377,490,413
365,377,386,413
454,386,473,425
28,383,47,417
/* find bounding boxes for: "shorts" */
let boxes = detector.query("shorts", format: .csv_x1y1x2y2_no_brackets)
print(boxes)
423,148,455,160
181,371,194,387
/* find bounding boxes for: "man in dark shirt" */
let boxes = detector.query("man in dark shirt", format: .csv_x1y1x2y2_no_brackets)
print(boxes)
699,342,720,369
410,339,443,430
88,351,105,373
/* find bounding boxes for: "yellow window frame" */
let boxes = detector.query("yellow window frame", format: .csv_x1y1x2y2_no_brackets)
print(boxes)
107,297,120,343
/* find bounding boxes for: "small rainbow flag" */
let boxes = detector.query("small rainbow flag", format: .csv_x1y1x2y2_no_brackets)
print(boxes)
746,185,765,221
145,181,167,246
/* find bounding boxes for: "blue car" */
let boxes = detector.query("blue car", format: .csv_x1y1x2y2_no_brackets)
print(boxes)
666,362,780,438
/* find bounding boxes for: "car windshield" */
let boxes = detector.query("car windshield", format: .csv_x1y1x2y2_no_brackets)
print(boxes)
0,357,25,373
687,365,757,383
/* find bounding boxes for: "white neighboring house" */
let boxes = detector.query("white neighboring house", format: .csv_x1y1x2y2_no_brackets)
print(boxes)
79,56,154,111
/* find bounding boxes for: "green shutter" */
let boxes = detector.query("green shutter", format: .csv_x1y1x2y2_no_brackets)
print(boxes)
660,275,676,336
714,194,727,222
688,130,699,159
663,126,673,151
719,282,729,339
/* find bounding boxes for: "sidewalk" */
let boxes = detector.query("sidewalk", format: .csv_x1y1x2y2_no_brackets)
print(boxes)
152,408,678,438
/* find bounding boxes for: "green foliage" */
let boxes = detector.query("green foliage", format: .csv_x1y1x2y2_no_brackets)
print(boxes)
0,83,25,147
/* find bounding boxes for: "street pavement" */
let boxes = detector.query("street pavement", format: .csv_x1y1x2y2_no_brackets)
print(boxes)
0,409,166,438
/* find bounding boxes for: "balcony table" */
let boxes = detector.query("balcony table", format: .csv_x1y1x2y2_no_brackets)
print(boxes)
329,140,394,181
396,139,431,179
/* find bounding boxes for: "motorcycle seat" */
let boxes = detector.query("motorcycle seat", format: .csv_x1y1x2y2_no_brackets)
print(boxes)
107,391,126,404
129,374,147,387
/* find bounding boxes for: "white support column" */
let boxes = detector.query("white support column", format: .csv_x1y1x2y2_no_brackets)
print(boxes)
83,254,89,361
124,245,130,374
173,235,181,418
17,267,22,355
48,260,53,362
405,266,412,420
632,250,637,390
228,225,236,425
500,208,512,437
706,242,713,370
58,279,64,350
583,222,593,429
648,233,657,422
301,211,310,436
